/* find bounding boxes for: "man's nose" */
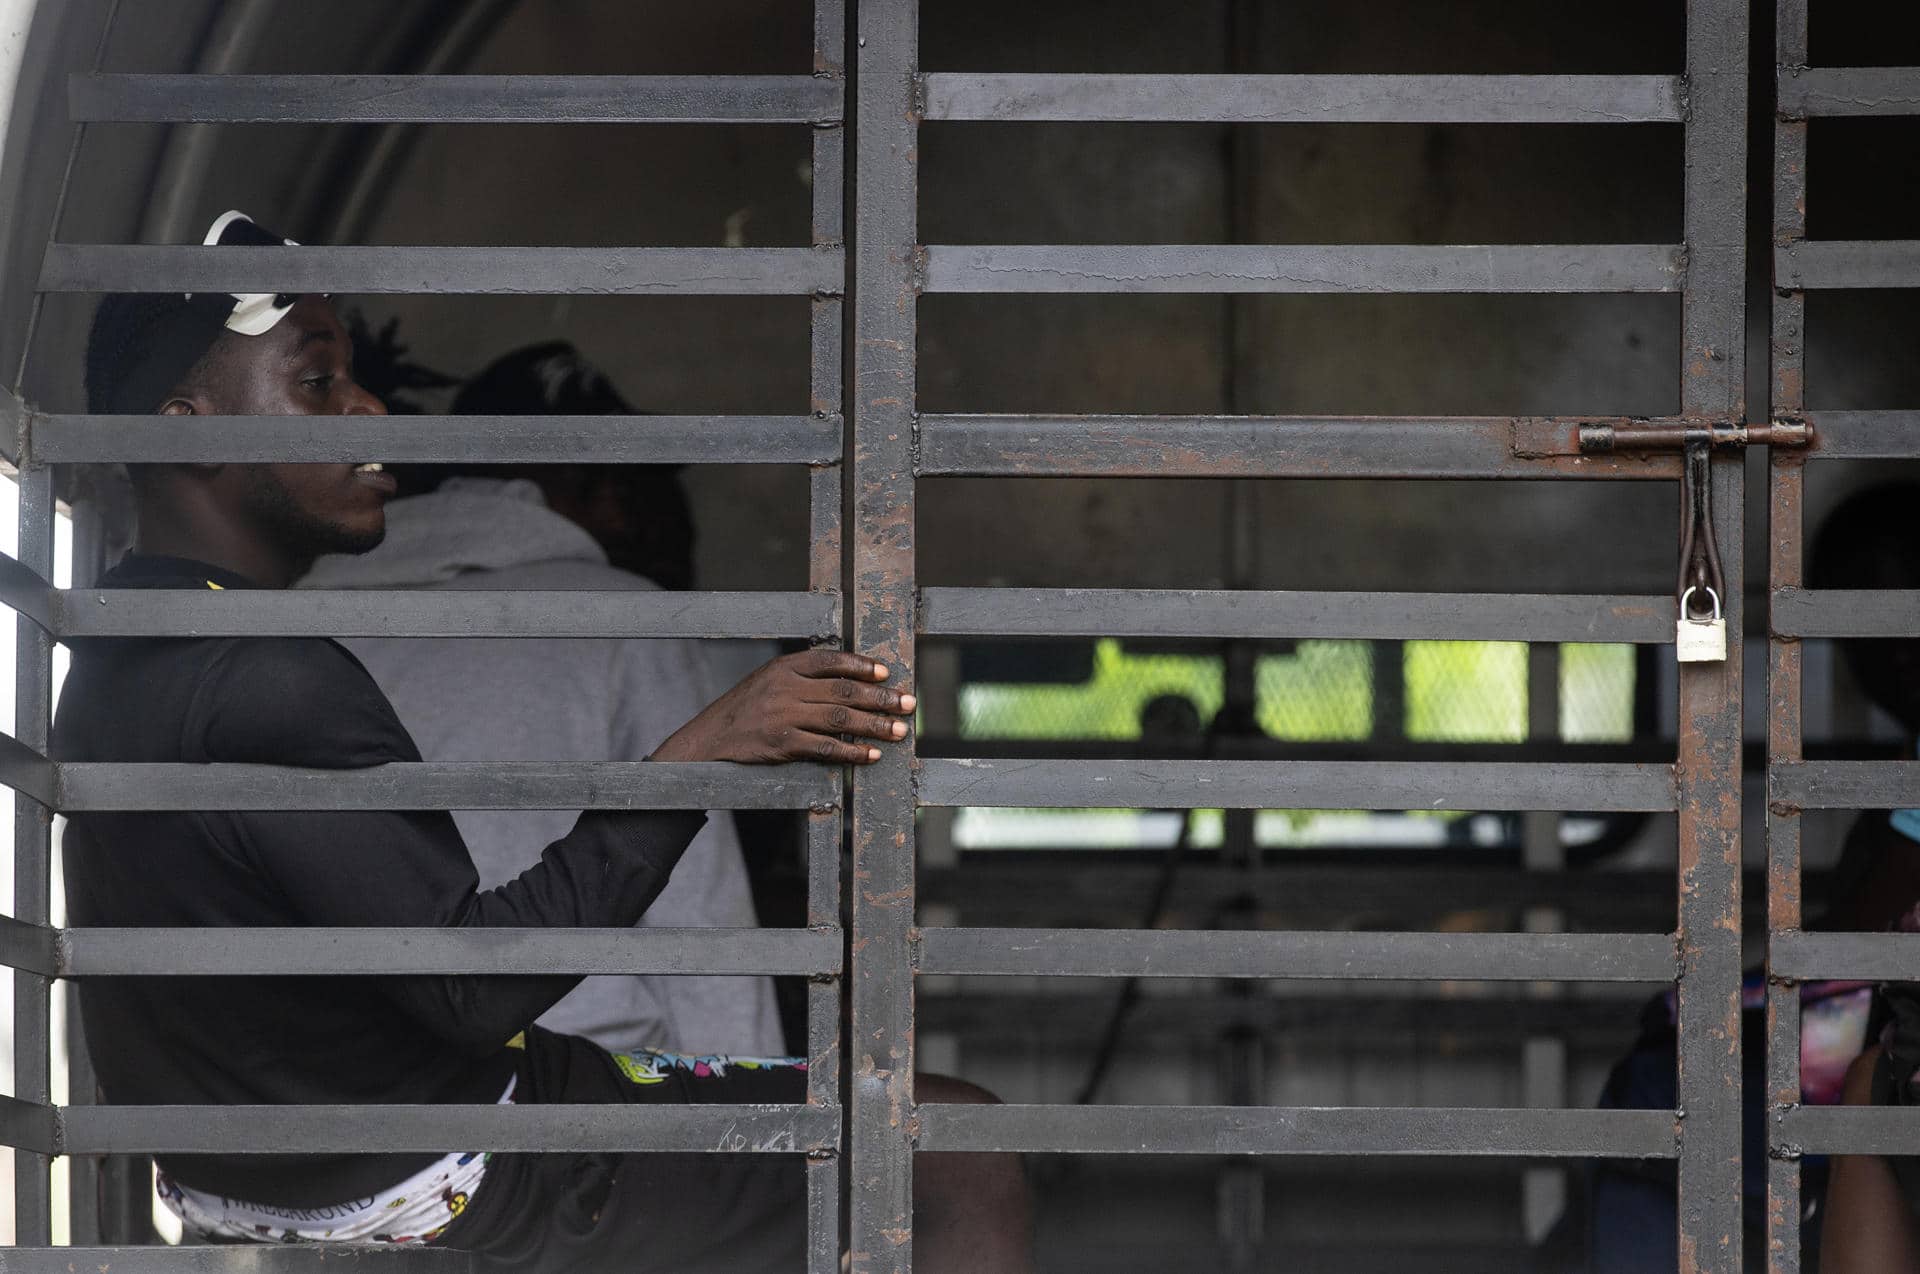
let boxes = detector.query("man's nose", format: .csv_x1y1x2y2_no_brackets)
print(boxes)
343,381,389,416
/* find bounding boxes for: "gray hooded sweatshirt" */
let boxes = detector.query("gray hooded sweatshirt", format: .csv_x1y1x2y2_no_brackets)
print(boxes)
301,477,781,1058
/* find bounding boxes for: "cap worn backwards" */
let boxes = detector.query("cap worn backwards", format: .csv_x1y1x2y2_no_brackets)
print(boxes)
84,210,306,416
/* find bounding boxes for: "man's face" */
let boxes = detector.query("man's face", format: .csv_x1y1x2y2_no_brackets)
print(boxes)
181,296,396,558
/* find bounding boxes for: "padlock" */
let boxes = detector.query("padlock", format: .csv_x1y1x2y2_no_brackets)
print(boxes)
1676,586,1727,663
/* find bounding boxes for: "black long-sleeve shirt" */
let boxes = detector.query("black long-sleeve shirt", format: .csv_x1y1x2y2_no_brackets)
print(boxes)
54,555,705,1205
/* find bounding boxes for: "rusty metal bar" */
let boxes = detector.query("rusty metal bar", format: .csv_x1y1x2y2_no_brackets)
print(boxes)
914,928,1678,982
913,1104,1678,1158
805,2,848,1264
921,73,1686,124
918,587,1675,643
916,414,1684,479
1776,65,1920,117
916,758,1677,811
1769,588,1920,637
1774,1107,1920,1156
29,412,843,465
1678,0,1750,1269
849,0,919,1267
38,243,844,296
70,72,845,123
1770,931,1920,980
923,243,1684,294
1577,421,1811,452
1769,761,1920,808
1776,240,1920,289
1798,410,1920,459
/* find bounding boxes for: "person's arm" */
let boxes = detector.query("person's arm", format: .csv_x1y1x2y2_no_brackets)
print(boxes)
196,640,910,1053
1822,1046,1920,1273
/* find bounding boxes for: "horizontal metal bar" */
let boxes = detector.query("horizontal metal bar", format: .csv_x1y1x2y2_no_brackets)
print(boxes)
1802,410,1920,459
51,587,838,640
914,415,1683,479
0,1248,471,1272
0,384,25,467
923,73,1685,124
1776,240,1920,290
0,1094,56,1155
1771,588,1920,638
55,1102,837,1155
918,587,1674,643
30,412,842,465
1775,1106,1920,1157
922,244,1684,294
0,729,55,806
916,759,1678,812
40,244,843,296
56,926,839,977
915,927,1677,981
72,72,843,123
914,1103,1677,1158
1770,930,1920,980
0,549,50,629
43,761,836,812
1769,761,1920,810
0,914,57,978
1777,66,1920,118
918,989,1655,1047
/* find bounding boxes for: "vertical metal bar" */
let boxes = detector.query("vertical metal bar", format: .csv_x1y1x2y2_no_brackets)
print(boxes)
12,463,55,1245
1767,7,1808,1267
807,2,849,1267
1677,1,1751,1269
849,0,920,1268
1522,644,1569,1243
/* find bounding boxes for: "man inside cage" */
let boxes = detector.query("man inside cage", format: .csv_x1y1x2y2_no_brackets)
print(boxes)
57,210,1033,1273
299,341,783,1063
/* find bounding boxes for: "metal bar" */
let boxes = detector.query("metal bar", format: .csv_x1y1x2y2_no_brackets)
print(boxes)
923,244,1685,295
916,758,1677,811
805,0,847,1260
0,548,50,629
916,415,1683,480
1577,421,1811,452
0,730,55,807
30,412,843,465
1677,0,1750,1265
917,990,1663,1046
51,586,839,640
11,463,54,1244
42,760,835,812
71,72,845,123
0,1093,56,1154
0,1249,472,1272
0,914,57,978
850,0,919,1266
915,927,1677,982
1776,65,1920,117
913,1104,1678,1159
1774,1106,1920,1157
922,73,1686,124
1769,588,1920,637
55,926,839,977
39,244,843,296
1776,240,1920,290
1770,931,1920,980
918,588,1675,644
55,1102,839,1155
1801,410,1920,459
1769,761,1920,809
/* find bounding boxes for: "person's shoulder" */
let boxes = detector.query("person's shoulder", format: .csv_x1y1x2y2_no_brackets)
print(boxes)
196,637,416,766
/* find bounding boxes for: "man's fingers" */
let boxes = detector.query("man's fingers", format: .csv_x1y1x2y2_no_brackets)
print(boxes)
786,730,883,766
803,679,916,714
806,704,910,742
797,649,891,683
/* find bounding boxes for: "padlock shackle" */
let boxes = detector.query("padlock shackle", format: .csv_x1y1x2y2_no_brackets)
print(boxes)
1679,584,1721,622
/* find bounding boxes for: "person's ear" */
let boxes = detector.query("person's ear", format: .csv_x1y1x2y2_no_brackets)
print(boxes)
158,399,223,476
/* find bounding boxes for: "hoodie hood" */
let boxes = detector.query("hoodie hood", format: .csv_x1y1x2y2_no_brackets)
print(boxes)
300,477,608,589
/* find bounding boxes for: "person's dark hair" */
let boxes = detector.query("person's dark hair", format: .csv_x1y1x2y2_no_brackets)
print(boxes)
1809,481,1920,732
